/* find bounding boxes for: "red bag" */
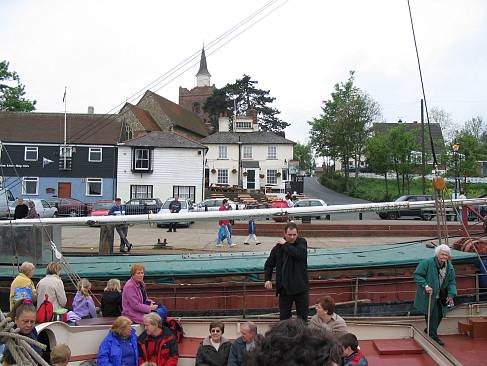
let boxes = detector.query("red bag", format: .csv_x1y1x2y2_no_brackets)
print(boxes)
36,294,53,323
165,317,184,343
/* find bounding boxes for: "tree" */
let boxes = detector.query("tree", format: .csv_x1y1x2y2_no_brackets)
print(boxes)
0,60,36,112
388,125,419,194
429,106,455,143
204,74,289,132
366,133,392,199
308,71,381,189
463,115,485,140
454,132,485,192
293,142,315,173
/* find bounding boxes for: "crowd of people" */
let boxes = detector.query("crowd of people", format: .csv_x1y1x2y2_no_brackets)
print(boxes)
2,218,458,365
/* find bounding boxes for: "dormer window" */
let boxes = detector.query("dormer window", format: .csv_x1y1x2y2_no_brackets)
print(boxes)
235,120,252,129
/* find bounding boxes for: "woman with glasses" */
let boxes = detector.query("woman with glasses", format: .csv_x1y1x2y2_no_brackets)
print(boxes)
195,321,231,366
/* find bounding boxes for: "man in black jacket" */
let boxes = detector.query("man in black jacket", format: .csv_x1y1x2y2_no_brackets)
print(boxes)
14,198,29,219
264,221,309,321
167,195,182,232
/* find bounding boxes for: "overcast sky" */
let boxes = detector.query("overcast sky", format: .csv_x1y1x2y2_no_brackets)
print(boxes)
2,0,486,144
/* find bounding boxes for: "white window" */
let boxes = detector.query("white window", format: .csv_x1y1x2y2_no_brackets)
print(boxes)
267,146,277,159
60,146,72,158
130,185,153,199
22,177,39,195
217,169,228,184
267,169,277,185
218,146,228,159
86,178,103,196
243,146,252,159
134,149,150,170
235,121,252,129
89,147,102,162
173,186,196,201
24,147,38,161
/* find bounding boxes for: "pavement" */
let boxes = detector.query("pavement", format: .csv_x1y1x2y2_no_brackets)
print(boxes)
61,220,433,255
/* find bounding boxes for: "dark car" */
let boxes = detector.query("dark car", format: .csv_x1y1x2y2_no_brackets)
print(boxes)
378,195,433,220
125,198,163,215
46,197,89,217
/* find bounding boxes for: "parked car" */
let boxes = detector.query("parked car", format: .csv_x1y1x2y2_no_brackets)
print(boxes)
292,198,328,220
9,198,58,218
192,198,246,212
377,195,433,220
89,200,115,217
45,197,89,217
157,198,193,228
125,198,163,215
0,189,15,219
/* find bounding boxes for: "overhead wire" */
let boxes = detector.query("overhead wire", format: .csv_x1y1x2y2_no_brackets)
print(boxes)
64,0,287,146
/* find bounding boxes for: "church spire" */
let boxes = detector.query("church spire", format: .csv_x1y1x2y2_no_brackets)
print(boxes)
196,46,211,87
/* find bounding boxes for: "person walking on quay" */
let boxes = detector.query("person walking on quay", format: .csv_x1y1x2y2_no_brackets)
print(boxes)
216,199,236,248
244,217,261,245
413,244,457,346
26,200,39,218
167,195,182,232
264,221,309,321
109,198,132,253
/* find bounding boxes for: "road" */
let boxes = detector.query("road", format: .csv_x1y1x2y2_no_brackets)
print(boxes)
303,176,379,220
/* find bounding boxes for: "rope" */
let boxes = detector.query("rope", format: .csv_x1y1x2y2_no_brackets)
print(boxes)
0,311,48,366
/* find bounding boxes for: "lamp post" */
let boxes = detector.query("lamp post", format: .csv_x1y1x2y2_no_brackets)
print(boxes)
452,143,460,199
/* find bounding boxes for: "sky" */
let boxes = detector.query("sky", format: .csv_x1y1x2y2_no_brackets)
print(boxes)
1,0,487,145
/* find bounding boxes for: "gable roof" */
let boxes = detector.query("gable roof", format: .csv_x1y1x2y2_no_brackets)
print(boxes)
200,131,295,145
121,131,206,149
372,122,445,153
0,112,121,145
125,103,161,132
143,91,209,137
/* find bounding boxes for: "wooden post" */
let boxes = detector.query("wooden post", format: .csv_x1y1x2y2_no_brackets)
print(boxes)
354,277,359,316
99,225,114,255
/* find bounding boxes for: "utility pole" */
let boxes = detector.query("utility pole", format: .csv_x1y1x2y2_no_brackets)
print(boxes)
421,99,426,194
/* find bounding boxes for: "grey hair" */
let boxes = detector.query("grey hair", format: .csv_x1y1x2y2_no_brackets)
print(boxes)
19,262,35,275
435,244,451,256
242,321,257,335
143,312,162,328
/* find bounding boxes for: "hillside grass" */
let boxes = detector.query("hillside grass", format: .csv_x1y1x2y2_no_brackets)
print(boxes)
319,173,487,202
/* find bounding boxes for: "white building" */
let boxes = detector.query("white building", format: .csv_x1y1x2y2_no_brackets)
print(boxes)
116,131,206,203
200,115,295,193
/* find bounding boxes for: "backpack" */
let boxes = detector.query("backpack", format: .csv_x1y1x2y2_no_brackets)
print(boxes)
164,317,184,343
36,294,53,323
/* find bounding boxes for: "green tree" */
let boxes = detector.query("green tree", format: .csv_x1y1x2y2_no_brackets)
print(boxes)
293,142,315,173
454,133,485,192
388,125,419,194
308,71,381,189
366,133,392,199
0,60,36,111
204,74,289,132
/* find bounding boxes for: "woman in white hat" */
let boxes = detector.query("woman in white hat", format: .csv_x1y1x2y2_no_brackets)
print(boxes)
413,244,457,346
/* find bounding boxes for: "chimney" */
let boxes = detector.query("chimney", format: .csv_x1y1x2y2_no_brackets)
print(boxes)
87,106,94,114
218,113,230,132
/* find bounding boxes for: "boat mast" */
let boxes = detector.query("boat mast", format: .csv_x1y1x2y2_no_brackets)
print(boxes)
63,87,67,170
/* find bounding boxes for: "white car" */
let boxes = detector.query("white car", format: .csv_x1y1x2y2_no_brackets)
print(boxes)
192,198,246,212
157,198,193,228
292,198,328,220
9,198,58,218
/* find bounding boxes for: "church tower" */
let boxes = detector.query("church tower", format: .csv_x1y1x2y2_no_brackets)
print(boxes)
196,47,211,87
179,47,216,133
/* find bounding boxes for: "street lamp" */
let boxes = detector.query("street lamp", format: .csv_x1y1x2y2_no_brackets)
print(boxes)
452,143,460,199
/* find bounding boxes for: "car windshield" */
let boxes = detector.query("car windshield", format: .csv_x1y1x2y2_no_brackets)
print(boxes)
94,202,113,210
162,200,187,209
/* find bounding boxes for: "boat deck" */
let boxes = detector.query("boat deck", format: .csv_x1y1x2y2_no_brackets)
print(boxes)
443,334,487,366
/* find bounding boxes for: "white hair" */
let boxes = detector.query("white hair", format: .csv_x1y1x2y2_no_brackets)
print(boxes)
435,244,451,256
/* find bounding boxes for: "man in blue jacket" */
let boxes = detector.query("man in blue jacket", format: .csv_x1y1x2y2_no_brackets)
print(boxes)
227,321,261,366
109,198,132,253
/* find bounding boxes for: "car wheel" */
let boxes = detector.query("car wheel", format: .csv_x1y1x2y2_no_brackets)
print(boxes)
421,214,433,221
53,212,58,217
69,210,78,217
387,212,398,220
378,213,387,220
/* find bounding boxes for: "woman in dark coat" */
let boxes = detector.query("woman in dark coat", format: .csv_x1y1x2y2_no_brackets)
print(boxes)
413,244,457,346
195,321,231,366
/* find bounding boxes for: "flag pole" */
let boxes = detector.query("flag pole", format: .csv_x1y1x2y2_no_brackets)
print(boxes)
63,87,67,170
